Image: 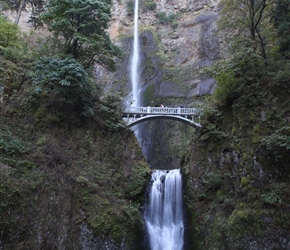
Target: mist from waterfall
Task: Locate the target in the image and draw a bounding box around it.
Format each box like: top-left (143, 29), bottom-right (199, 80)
top-left (145, 169), bottom-right (184, 250)
top-left (130, 0), bottom-right (140, 107)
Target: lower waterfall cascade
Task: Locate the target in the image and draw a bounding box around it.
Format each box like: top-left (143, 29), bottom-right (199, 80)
top-left (144, 169), bottom-right (184, 250)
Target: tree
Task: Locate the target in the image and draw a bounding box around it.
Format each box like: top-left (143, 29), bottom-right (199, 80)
top-left (32, 56), bottom-right (98, 116)
top-left (271, 0), bottom-right (290, 54)
top-left (3, 0), bottom-right (46, 25)
top-left (41, 0), bottom-right (121, 69)
top-left (218, 0), bottom-right (273, 60)
top-left (0, 15), bottom-right (20, 47)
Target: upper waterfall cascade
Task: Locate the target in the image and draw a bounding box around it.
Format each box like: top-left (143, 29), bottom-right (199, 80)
top-left (130, 0), bottom-right (140, 107)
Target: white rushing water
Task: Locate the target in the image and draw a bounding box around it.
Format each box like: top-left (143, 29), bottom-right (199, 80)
top-left (130, 0), bottom-right (140, 107)
top-left (145, 169), bottom-right (184, 250)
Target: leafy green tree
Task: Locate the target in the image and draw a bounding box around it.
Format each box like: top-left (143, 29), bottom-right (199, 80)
top-left (271, 0), bottom-right (290, 54)
top-left (41, 0), bottom-right (120, 69)
top-left (32, 56), bottom-right (98, 116)
top-left (0, 15), bottom-right (20, 47)
top-left (219, 0), bottom-right (273, 60)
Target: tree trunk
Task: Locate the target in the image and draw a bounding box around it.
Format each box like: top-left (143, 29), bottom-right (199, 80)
top-left (15, 0), bottom-right (25, 25)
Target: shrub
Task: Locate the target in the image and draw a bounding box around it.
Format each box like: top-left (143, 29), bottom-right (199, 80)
top-left (0, 15), bottom-right (20, 48)
top-left (260, 126), bottom-right (290, 151)
top-left (31, 57), bottom-right (127, 128)
top-left (143, 1), bottom-right (156, 11)
top-left (156, 12), bottom-right (180, 25)
top-left (32, 56), bottom-right (99, 118)
top-left (126, 1), bottom-right (134, 15)
top-left (241, 176), bottom-right (250, 186)
top-left (261, 192), bottom-right (282, 206)
top-left (213, 69), bottom-right (238, 105)
top-left (0, 127), bottom-right (24, 156)
top-left (203, 172), bottom-right (223, 190)
top-left (98, 92), bottom-right (126, 131)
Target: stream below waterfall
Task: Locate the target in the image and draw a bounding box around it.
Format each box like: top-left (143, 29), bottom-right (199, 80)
top-left (144, 169), bottom-right (184, 250)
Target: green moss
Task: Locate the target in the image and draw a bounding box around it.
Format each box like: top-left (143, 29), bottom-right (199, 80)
top-left (227, 209), bottom-right (267, 238)
top-left (241, 176), bottom-right (250, 186)
top-left (142, 84), bottom-right (155, 105)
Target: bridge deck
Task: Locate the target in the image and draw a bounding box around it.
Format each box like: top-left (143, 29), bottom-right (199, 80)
top-left (123, 106), bottom-right (202, 128)
top-left (123, 106), bottom-right (198, 116)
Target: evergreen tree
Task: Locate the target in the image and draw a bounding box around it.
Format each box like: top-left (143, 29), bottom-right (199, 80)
top-left (272, 0), bottom-right (290, 54)
top-left (41, 0), bottom-right (120, 69)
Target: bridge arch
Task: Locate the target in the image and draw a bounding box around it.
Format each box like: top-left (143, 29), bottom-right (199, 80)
top-left (122, 106), bottom-right (202, 128)
top-left (124, 115), bottom-right (202, 128)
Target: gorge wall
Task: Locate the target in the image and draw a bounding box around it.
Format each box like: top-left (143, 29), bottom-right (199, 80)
top-left (98, 0), bottom-right (222, 168)
top-left (104, 1), bottom-right (290, 249)
top-left (101, 0), bottom-right (221, 100)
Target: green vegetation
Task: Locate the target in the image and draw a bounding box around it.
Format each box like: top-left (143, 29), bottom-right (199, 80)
top-left (3, 0), bottom-right (46, 25)
top-left (41, 0), bottom-right (121, 69)
top-left (143, 1), bottom-right (156, 11)
top-left (0, 15), bottom-right (20, 47)
top-left (272, 0), bottom-right (290, 54)
top-left (182, 0), bottom-right (290, 249)
top-left (31, 56), bottom-right (97, 116)
top-left (0, 1), bottom-right (148, 248)
top-left (156, 11), bottom-right (180, 28)
top-left (126, 1), bottom-right (134, 15)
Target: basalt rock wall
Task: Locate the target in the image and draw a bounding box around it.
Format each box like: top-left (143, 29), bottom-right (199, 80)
top-left (99, 0), bottom-right (222, 168)
top-left (100, 0), bottom-right (222, 102)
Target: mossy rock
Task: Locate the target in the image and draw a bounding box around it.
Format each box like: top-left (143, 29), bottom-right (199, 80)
top-left (241, 176), bottom-right (250, 186)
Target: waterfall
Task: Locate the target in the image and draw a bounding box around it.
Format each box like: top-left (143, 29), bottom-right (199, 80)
top-left (130, 0), bottom-right (140, 107)
top-left (145, 169), bottom-right (184, 250)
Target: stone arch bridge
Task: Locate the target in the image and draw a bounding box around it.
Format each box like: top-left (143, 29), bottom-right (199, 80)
top-left (123, 106), bottom-right (202, 128)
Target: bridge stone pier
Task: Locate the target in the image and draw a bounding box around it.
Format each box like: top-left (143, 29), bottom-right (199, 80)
top-left (123, 106), bottom-right (202, 128)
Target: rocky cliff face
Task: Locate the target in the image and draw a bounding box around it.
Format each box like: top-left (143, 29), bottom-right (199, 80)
top-left (98, 0), bottom-right (222, 169)
top-left (99, 0), bottom-right (221, 101)
top-left (105, 2), bottom-right (290, 250)
top-left (0, 120), bottom-right (150, 249)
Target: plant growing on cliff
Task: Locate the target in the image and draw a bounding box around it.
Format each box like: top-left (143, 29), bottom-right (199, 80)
top-left (260, 126), bottom-right (290, 160)
top-left (0, 15), bottom-right (20, 48)
top-left (0, 127), bottom-right (24, 156)
top-left (203, 172), bottom-right (223, 191)
top-left (126, 1), bottom-right (134, 15)
top-left (40, 0), bottom-right (121, 69)
top-left (156, 11), bottom-right (180, 26)
top-left (98, 92), bottom-right (126, 131)
top-left (31, 56), bottom-right (98, 119)
top-left (143, 1), bottom-right (156, 11)
top-left (218, 0), bottom-right (273, 60)
top-left (3, 0), bottom-right (47, 25)
top-left (271, 0), bottom-right (290, 54)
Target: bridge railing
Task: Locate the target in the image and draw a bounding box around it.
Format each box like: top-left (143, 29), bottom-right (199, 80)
top-left (124, 106), bottom-right (199, 115)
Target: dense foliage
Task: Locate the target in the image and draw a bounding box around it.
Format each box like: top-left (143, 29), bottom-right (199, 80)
top-left (32, 56), bottom-right (97, 117)
top-left (271, 0), bottom-right (290, 54)
top-left (1, 0), bottom-right (124, 130)
top-left (41, 0), bottom-right (121, 69)
top-left (201, 0), bottom-right (290, 170)
top-left (218, 0), bottom-right (272, 59)
top-left (0, 15), bottom-right (19, 47)
top-left (183, 1), bottom-right (290, 249)
top-left (0, 1), bottom-right (148, 248)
